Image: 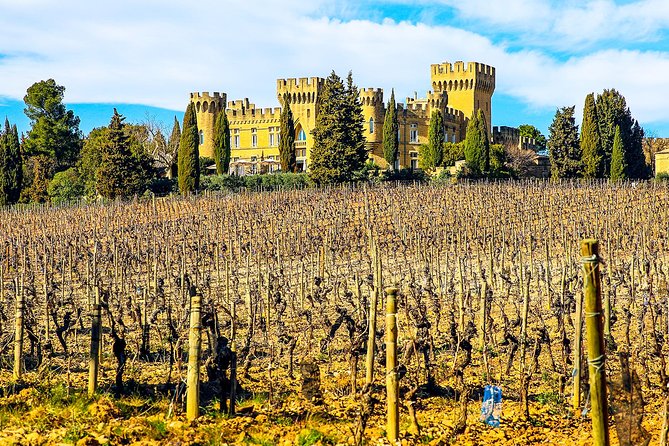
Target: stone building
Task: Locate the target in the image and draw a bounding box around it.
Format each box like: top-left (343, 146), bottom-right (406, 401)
top-left (188, 60), bottom-right (495, 174)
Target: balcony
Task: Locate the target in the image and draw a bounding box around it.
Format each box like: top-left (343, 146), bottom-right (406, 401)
top-left (294, 140), bottom-right (307, 149)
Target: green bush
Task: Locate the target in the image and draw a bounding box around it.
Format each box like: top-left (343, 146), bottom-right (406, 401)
top-left (381, 168), bottom-right (428, 183)
top-left (47, 168), bottom-right (84, 205)
top-left (200, 173), bottom-right (310, 192)
top-left (148, 177), bottom-right (178, 196)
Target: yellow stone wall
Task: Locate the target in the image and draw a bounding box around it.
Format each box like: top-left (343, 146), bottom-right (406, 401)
top-left (656, 150), bottom-right (669, 176)
top-left (189, 92), bottom-right (227, 158)
top-left (226, 99), bottom-right (282, 166)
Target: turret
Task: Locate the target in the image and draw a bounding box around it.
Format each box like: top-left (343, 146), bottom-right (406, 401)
top-left (359, 88), bottom-right (385, 145)
top-left (189, 92), bottom-right (227, 158)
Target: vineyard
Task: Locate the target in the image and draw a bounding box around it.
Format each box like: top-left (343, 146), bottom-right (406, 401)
top-left (0, 180), bottom-right (668, 445)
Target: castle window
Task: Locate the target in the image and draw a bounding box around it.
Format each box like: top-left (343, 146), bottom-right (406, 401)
top-left (298, 129), bottom-right (306, 141)
top-left (369, 117), bottom-right (374, 134)
top-left (410, 151), bottom-right (418, 170)
top-left (252, 128), bottom-right (257, 147)
top-left (410, 124), bottom-right (418, 143)
top-left (199, 131), bottom-right (204, 145)
top-left (232, 129), bottom-right (240, 148)
top-left (307, 109), bottom-right (311, 119)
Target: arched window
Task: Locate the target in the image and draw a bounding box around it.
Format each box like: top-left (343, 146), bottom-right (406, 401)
top-left (298, 129), bottom-right (306, 141)
top-left (198, 130), bottom-right (204, 145)
top-left (369, 117), bottom-right (374, 134)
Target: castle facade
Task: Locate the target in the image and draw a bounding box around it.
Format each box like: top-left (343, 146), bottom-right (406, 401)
top-left (189, 61), bottom-right (495, 174)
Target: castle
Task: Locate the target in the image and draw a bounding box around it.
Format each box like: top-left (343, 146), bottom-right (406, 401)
top-left (189, 61), bottom-right (495, 174)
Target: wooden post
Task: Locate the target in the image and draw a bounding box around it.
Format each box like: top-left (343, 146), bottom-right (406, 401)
top-left (88, 286), bottom-right (101, 396)
top-left (187, 291), bottom-right (202, 421)
top-left (580, 239), bottom-right (609, 446)
top-left (385, 287), bottom-right (399, 444)
top-left (573, 288), bottom-right (583, 413)
top-left (365, 239), bottom-right (379, 387)
top-left (13, 276), bottom-right (24, 380)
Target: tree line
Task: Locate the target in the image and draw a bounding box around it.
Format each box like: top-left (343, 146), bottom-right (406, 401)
top-left (548, 89), bottom-right (648, 180)
top-left (0, 79), bottom-right (656, 207)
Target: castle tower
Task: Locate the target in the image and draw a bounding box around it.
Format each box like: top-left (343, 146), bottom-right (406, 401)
top-left (189, 92), bottom-right (227, 158)
top-left (430, 61), bottom-right (495, 134)
top-left (276, 77), bottom-right (324, 170)
top-left (359, 88), bottom-right (385, 161)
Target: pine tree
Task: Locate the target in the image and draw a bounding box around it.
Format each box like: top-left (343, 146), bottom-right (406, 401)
top-left (23, 79), bottom-right (82, 169)
top-left (167, 116), bottom-right (181, 179)
top-left (309, 71), bottom-right (366, 185)
top-left (464, 110), bottom-right (490, 175)
top-left (178, 102), bottom-right (200, 194)
top-left (96, 109), bottom-right (153, 199)
top-left (382, 89), bottom-right (399, 169)
top-left (279, 97), bottom-right (296, 172)
top-left (610, 125), bottom-right (627, 181)
top-left (547, 106), bottom-right (581, 179)
top-left (213, 111), bottom-right (230, 175)
top-left (580, 93), bottom-right (603, 178)
top-left (0, 119), bottom-right (23, 205)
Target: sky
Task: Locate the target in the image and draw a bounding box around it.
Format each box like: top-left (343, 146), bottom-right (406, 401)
top-left (1, 0), bottom-right (669, 137)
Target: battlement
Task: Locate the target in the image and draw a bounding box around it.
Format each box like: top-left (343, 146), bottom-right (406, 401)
top-left (226, 98), bottom-right (281, 121)
top-left (359, 88), bottom-right (384, 106)
top-left (493, 126), bottom-right (539, 151)
top-left (190, 91), bottom-right (227, 114)
top-left (190, 91), bottom-right (226, 101)
top-left (431, 61), bottom-right (495, 78)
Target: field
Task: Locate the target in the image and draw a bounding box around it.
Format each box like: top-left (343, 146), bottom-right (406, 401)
top-left (0, 180), bottom-right (668, 445)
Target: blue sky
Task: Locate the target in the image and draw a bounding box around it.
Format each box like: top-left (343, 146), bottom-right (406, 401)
top-left (1, 0), bottom-right (669, 137)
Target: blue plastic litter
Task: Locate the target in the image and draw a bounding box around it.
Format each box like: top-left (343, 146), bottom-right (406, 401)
top-left (480, 385), bottom-right (503, 427)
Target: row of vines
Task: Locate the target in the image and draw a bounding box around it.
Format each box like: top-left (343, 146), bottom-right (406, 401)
top-left (1, 180), bottom-right (668, 443)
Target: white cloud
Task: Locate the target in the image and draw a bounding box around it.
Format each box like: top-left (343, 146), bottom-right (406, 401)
top-left (0, 0), bottom-right (668, 131)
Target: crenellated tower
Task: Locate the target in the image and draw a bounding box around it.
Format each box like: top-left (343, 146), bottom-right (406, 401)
top-left (430, 61), bottom-right (495, 134)
top-left (276, 77), bottom-right (324, 169)
top-left (190, 92), bottom-right (227, 158)
top-left (359, 88), bottom-right (385, 157)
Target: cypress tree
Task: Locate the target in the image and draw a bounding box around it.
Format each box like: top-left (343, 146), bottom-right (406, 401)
top-left (627, 120), bottom-right (647, 178)
top-left (309, 71), bottom-right (366, 185)
top-left (213, 111), bottom-right (231, 175)
top-left (382, 89), bottom-right (399, 169)
top-left (547, 106), bottom-right (581, 178)
top-left (596, 89), bottom-right (631, 177)
top-left (464, 110), bottom-right (490, 174)
top-left (610, 125), bottom-right (627, 181)
top-left (96, 109), bottom-right (152, 199)
top-left (428, 109), bottom-right (445, 167)
top-left (167, 116), bottom-right (181, 179)
top-left (580, 93), bottom-right (603, 178)
top-left (178, 102), bottom-right (200, 194)
top-left (0, 119), bottom-right (23, 205)
top-left (279, 97), bottom-right (296, 172)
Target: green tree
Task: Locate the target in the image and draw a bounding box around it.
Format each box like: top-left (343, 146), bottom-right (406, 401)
top-left (489, 143), bottom-right (511, 177)
top-left (596, 89), bottom-right (648, 178)
top-left (464, 109), bottom-right (490, 174)
top-left (580, 93), bottom-right (603, 178)
top-left (178, 102), bottom-right (200, 194)
top-left (610, 125), bottom-right (627, 181)
top-left (167, 117), bottom-right (181, 179)
top-left (47, 167), bottom-right (84, 204)
top-left (628, 120), bottom-right (647, 178)
top-left (309, 71), bottom-right (366, 185)
top-left (547, 106), bottom-right (581, 179)
top-left (382, 89), bottom-right (399, 169)
top-left (518, 124), bottom-right (547, 151)
top-left (213, 111), bottom-right (231, 175)
top-left (442, 141), bottom-right (464, 167)
top-left (95, 109), bottom-right (154, 199)
top-left (79, 127), bottom-right (108, 196)
top-left (22, 79), bottom-right (82, 168)
top-left (419, 110), bottom-right (445, 170)
top-left (279, 98), bottom-right (296, 172)
top-left (0, 119), bottom-right (23, 205)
